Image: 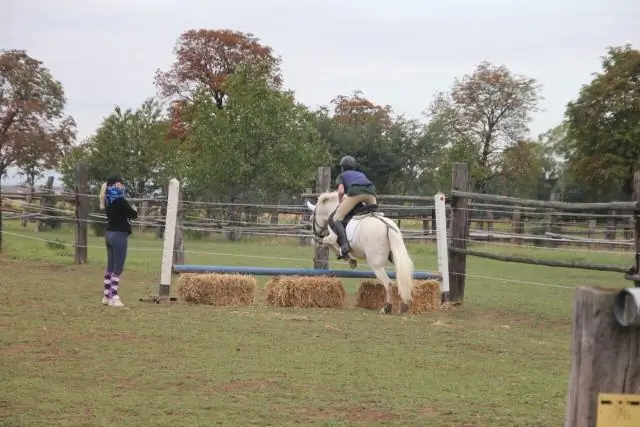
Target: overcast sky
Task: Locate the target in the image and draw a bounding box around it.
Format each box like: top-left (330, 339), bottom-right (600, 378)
top-left (2, 0), bottom-right (639, 185)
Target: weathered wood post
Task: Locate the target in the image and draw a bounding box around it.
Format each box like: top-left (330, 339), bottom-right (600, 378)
top-left (299, 187), bottom-right (313, 246)
top-left (448, 162), bottom-right (470, 303)
top-left (173, 187), bottom-right (185, 266)
top-left (314, 167), bottom-right (331, 270)
top-left (20, 185), bottom-right (34, 228)
top-left (36, 176), bottom-right (55, 232)
top-left (512, 207), bottom-right (524, 245)
top-left (564, 287), bottom-right (640, 427)
top-left (74, 164), bottom-right (89, 264)
top-left (633, 171), bottom-right (640, 287)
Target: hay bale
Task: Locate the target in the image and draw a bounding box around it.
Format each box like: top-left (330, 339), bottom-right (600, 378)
top-left (355, 279), bottom-right (442, 313)
top-left (355, 280), bottom-right (400, 310)
top-left (177, 273), bottom-right (256, 306)
top-left (265, 276), bottom-right (346, 308)
top-left (411, 280), bottom-right (442, 313)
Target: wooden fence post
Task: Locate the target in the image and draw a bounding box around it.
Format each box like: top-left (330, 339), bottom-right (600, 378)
top-left (314, 167), bottom-right (331, 270)
top-left (36, 176), bottom-right (55, 232)
top-left (448, 162), bottom-right (470, 303)
top-left (173, 186), bottom-right (185, 266)
top-left (564, 287), bottom-right (640, 427)
top-left (20, 185), bottom-right (34, 228)
top-left (512, 207), bottom-right (524, 245)
top-left (300, 187), bottom-right (312, 246)
top-left (633, 171), bottom-right (640, 287)
top-left (74, 164), bottom-right (89, 264)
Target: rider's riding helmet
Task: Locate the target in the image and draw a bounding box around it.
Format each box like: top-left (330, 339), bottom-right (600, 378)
top-left (339, 155), bottom-right (357, 171)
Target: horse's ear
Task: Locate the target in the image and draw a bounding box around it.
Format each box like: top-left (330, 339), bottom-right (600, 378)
top-left (306, 201), bottom-right (316, 212)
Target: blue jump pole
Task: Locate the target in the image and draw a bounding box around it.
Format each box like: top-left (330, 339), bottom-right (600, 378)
top-left (173, 265), bottom-right (441, 281)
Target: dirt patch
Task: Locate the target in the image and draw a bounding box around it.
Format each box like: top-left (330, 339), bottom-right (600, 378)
top-left (219, 379), bottom-right (276, 392)
top-left (420, 405), bottom-right (439, 418)
top-left (294, 405), bottom-right (396, 423)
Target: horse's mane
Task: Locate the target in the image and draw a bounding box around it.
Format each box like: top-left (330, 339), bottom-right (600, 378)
top-left (317, 191), bottom-right (339, 205)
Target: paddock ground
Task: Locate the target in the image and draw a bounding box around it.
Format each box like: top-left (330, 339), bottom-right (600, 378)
top-left (0, 220), bottom-right (630, 426)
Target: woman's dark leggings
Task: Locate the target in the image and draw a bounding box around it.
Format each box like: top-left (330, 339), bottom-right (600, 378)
top-left (105, 231), bottom-right (129, 298)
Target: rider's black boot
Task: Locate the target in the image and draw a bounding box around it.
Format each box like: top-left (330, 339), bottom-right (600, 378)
top-left (333, 220), bottom-right (351, 260)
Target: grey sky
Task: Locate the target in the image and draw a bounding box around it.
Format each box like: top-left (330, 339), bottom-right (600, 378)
top-left (2, 0), bottom-right (639, 185)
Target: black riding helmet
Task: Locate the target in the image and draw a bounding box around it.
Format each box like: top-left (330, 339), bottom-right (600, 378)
top-left (106, 175), bottom-right (124, 186)
top-left (339, 155), bottom-right (356, 171)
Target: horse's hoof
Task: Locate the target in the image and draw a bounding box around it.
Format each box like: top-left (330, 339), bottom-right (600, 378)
top-left (348, 259), bottom-right (357, 269)
top-left (400, 303), bottom-right (410, 315)
top-left (380, 303), bottom-right (392, 314)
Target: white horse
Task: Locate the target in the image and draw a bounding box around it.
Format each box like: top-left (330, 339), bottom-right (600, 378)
top-left (305, 191), bottom-right (415, 314)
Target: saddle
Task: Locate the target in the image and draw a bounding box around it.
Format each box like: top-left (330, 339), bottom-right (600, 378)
top-left (328, 202), bottom-right (379, 230)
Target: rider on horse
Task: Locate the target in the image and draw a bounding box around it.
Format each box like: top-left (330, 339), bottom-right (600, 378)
top-left (333, 155), bottom-right (377, 260)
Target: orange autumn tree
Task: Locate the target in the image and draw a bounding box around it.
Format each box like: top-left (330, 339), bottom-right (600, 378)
top-left (0, 49), bottom-right (76, 250)
top-left (155, 29), bottom-right (281, 140)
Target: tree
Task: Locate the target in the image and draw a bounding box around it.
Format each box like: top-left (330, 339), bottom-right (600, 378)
top-left (498, 139), bottom-right (554, 199)
top-left (60, 98), bottom-right (179, 199)
top-left (0, 49), bottom-right (76, 250)
top-left (427, 61), bottom-right (542, 190)
top-left (184, 61), bottom-right (329, 202)
top-left (317, 91), bottom-right (420, 192)
top-left (563, 44), bottom-right (640, 200)
top-left (155, 29), bottom-right (281, 140)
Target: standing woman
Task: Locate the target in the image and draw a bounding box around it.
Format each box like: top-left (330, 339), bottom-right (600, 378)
top-left (99, 175), bottom-right (137, 307)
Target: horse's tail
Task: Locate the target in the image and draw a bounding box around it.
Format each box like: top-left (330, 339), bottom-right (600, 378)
top-left (387, 225), bottom-right (415, 305)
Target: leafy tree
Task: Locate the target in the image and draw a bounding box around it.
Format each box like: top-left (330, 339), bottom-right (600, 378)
top-left (317, 91), bottom-right (420, 192)
top-left (0, 49), bottom-right (76, 250)
top-left (427, 61), bottom-right (542, 191)
top-left (563, 44), bottom-right (640, 201)
top-left (183, 61), bottom-right (330, 202)
top-left (60, 98), bottom-right (179, 199)
top-left (498, 140), bottom-right (554, 199)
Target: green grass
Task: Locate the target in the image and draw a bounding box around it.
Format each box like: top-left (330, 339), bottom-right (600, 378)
top-left (0, 219), bottom-right (634, 426)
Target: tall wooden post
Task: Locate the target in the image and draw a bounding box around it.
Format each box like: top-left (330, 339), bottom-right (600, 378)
top-left (74, 164), bottom-right (89, 264)
top-left (314, 167), bottom-right (331, 270)
top-left (300, 187), bottom-right (313, 246)
top-left (36, 176), bottom-right (55, 232)
top-left (448, 163), bottom-right (470, 303)
top-left (173, 187), bottom-right (185, 266)
top-left (633, 172), bottom-right (640, 287)
top-left (564, 287), bottom-right (640, 427)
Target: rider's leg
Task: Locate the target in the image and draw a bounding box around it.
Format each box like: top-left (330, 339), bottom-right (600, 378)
top-left (333, 195), bottom-right (361, 259)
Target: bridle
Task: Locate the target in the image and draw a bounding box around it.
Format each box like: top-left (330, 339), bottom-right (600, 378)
top-left (310, 209), bottom-right (329, 239)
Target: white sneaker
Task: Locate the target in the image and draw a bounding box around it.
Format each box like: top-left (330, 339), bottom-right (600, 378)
top-left (101, 296), bottom-right (109, 305)
top-left (109, 295), bottom-right (124, 307)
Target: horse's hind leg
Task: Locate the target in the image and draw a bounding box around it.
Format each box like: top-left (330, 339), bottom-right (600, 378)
top-left (371, 266), bottom-right (393, 314)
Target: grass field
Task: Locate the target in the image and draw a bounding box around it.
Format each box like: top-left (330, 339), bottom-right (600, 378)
top-left (0, 219), bottom-right (634, 426)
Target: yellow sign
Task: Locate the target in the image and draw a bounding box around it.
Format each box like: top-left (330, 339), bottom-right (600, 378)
top-left (597, 393), bottom-right (640, 427)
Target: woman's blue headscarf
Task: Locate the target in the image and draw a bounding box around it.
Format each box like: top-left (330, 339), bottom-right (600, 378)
top-left (105, 185), bottom-right (125, 207)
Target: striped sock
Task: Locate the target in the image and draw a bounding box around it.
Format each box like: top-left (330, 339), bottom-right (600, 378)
top-left (110, 274), bottom-right (120, 297)
top-left (104, 271), bottom-right (112, 298)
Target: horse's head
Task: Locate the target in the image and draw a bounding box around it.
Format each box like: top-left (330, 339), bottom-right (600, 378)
top-left (305, 191), bottom-right (340, 238)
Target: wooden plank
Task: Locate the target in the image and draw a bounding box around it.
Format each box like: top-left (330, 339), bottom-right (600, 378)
top-left (451, 190), bottom-right (640, 212)
top-left (450, 247), bottom-right (629, 273)
top-left (564, 287), bottom-right (640, 427)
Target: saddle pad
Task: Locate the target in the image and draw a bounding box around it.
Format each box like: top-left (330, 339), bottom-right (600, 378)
top-left (345, 212), bottom-right (385, 243)
top-left (345, 217), bottom-right (362, 243)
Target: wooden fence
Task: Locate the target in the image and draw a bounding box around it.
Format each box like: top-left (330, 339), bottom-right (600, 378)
top-left (445, 162), bottom-right (640, 304)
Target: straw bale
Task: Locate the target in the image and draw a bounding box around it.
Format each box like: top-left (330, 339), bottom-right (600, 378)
top-left (265, 276), bottom-right (346, 308)
top-left (177, 273), bottom-right (256, 306)
top-left (355, 279), bottom-right (442, 313)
